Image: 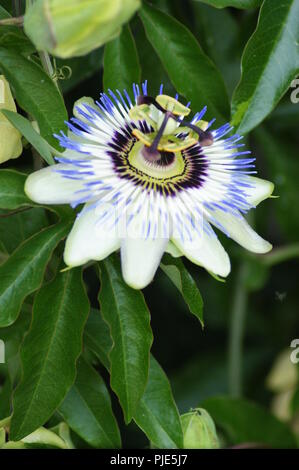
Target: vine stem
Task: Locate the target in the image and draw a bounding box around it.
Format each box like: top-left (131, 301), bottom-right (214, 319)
top-left (38, 51), bottom-right (56, 82)
top-left (228, 263), bottom-right (248, 397)
top-left (0, 16), bottom-right (24, 26)
top-left (261, 243), bottom-right (299, 267)
top-left (24, 0), bottom-right (59, 89)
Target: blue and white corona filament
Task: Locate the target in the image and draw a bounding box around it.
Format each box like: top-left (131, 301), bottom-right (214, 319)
top-left (25, 82), bottom-right (274, 289)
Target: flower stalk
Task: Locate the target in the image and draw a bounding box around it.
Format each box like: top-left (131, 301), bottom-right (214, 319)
top-left (0, 16), bottom-right (24, 26)
top-left (228, 262), bottom-right (248, 397)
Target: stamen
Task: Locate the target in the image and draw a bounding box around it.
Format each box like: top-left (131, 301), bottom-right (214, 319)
top-left (181, 121), bottom-right (214, 146)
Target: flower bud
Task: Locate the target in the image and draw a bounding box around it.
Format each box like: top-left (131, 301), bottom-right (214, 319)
top-left (266, 350), bottom-right (298, 393)
top-left (181, 408), bottom-right (220, 449)
top-left (0, 76), bottom-right (22, 164)
top-left (24, 0), bottom-right (141, 58)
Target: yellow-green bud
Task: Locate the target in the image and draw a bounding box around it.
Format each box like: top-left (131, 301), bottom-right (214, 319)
top-left (266, 350), bottom-right (298, 393)
top-left (0, 76), bottom-right (22, 164)
top-left (24, 0), bottom-right (141, 58)
top-left (181, 408), bottom-right (220, 449)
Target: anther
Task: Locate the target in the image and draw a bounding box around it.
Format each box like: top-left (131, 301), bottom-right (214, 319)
top-left (181, 121), bottom-right (214, 146)
top-left (137, 95), bottom-right (169, 115)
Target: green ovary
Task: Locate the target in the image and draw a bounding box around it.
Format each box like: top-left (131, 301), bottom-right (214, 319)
top-left (128, 141), bottom-right (185, 180)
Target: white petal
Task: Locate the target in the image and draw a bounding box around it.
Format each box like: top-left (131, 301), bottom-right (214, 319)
top-left (244, 176), bottom-right (274, 206)
top-left (165, 241), bottom-right (182, 258)
top-left (209, 210), bottom-right (272, 253)
top-left (121, 238), bottom-right (168, 289)
top-left (64, 205), bottom-right (120, 267)
top-left (25, 164), bottom-right (83, 204)
top-left (172, 224), bottom-right (230, 277)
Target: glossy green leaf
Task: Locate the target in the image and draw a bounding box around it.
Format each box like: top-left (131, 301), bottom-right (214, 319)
top-left (192, 3), bottom-right (240, 97)
top-left (103, 25), bottom-right (141, 95)
top-left (139, 3), bottom-right (230, 123)
top-left (83, 309), bottom-right (182, 449)
top-left (2, 426), bottom-right (70, 449)
top-left (0, 6), bottom-right (34, 56)
top-left (0, 28), bottom-right (35, 56)
top-left (10, 268), bottom-right (89, 441)
top-left (0, 222), bottom-right (70, 327)
top-left (194, 0), bottom-right (262, 8)
top-left (1, 110), bottom-right (54, 165)
top-left (232, 0), bottom-right (299, 134)
top-left (161, 254), bottom-right (204, 327)
top-left (83, 308), bottom-right (112, 371)
top-left (136, 20), bottom-right (176, 97)
top-left (0, 208), bottom-right (48, 255)
top-left (202, 396), bottom-right (297, 448)
top-left (21, 427), bottom-right (69, 449)
top-left (0, 48), bottom-right (67, 149)
top-left (0, 5), bottom-right (11, 19)
top-left (59, 357), bottom-right (121, 449)
top-left (98, 254), bottom-right (153, 423)
top-left (0, 170), bottom-right (31, 210)
top-left (134, 355), bottom-right (183, 449)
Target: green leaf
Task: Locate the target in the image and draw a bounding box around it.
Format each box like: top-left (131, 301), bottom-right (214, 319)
top-left (139, 3), bottom-right (230, 123)
top-left (1, 111), bottom-right (54, 165)
top-left (134, 355), bottom-right (183, 449)
top-left (231, 0), bottom-right (299, 134)
top-left (98, 254), bottom-right (153, 423)
top-left (161, 254), bottom-right (204, 327)
top-left (202, 396), bottom-right (297, 448)
top-left (0, 170), bottom-right (31, 210)
top-left (83, 308), bottom-right (112, 371)
top-left (136, 20), bottom-right (176, 97)
top-left (0, 5), bottom-right (11, 19)
top-left (59, 357), bottom-right (121, 449)
top-left (103, 24), bottom-right (141, 95)
top-left (194, 0), bottom-right (262, 8)
top-left (83, 307), bottom-right (182, 448)
top-left (21, 427), bottom-right (69, 449)
top-left (10, 268), bottom-right (89, 441)
top-left (192, 3), bottom-right (240, 97)
top-left (0, 6), bottom-right (34, 56)
top-left (0, 27), bottom-right (35, 57)
top-left (0, 48), bottom-right (67, 149)
top-left (0, 208), bottom-right (48, 255)
top-left (83, 309), bottom-right (183, 449)
top-left (0, 221), bottom-right (70, 327)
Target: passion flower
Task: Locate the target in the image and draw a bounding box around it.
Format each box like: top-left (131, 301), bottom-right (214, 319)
top-left (25, 82), bottom-right (273, 289)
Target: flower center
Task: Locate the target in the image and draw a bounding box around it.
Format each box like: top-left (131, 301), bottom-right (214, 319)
top-left (129, 93), bottom-right (214, 167)
top-left (129, 140), bottom-right (185, 179)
